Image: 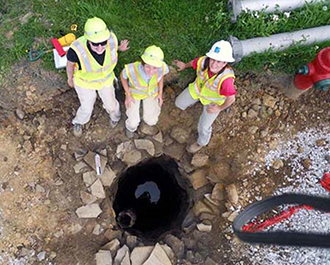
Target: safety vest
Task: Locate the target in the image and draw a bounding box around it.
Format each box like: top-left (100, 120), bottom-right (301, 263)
top-left (70, 33), bottom-right (118, 90)
top-left (188, 56), bottom-right (235, 106)
top-left (125, 62), bottom-right (167, 100)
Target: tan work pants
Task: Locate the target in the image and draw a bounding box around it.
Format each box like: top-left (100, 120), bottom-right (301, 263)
top-left (125, 96), bottom-right (160, 132)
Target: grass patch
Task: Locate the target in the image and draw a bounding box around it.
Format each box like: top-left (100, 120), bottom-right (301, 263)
top-left (0, 0), bottom-right (330, 74)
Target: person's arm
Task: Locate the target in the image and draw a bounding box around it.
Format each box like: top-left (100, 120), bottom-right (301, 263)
top-left (172, 59), bottom-right (194, 71)
top-left (157, 76), bottom-right (164, 107)
top-left (120, 70), bottom-right (134, 108)
top-left (207, 95), bottom-right (236, 113)
top-left (66, 61), bottom-right (75, 88)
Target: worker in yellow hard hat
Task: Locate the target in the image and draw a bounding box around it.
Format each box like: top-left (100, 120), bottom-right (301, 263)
top-left (120, 45), bottom-right (169, 138)
top-left (66, 17), bottom-right (129, 137)
top-left (173, 40), bottom-right (236, 153)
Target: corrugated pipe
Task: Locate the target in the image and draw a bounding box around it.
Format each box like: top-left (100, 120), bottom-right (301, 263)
top-left (229, 25), bottom-right (330, 62)
top-left (228, 0), bottom-right (325, 22)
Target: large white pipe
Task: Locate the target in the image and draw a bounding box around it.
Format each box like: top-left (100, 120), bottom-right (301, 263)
top-left (229, 25), bottom-right (330, 62)
top-left (229, 0), bottom-right (325, 22)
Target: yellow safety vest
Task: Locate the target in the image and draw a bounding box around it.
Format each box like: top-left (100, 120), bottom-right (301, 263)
top-left (188, 56), bottom-right (235, 106)
top-left (125, 62), bottom-right (167, 100)
top-left (70, 33), bottom-right (118, 90)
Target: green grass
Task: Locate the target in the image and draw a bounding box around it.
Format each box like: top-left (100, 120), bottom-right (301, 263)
top-left (0, 0), bottom-right (330, 75)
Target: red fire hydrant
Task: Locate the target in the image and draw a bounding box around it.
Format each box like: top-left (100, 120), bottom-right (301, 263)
top-left (286, 47), bottom-right (330, 99)
top-left (321, 172), bottom-right (330, 192)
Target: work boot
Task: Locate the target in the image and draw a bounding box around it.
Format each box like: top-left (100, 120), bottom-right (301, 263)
top-left (186, 142), bottom-right (203, 153)
top-left (110, 119), bottom-right (119, 129)
top-left (126, 129), bottom-right (135, 139)
top-left (73, 123), bottom-right (83, 137)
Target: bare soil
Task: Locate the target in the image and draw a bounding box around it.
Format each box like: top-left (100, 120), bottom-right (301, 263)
top-left (0, 60), bottom-right (329, 265)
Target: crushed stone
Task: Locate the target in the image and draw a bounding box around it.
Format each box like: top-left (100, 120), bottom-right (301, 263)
top-left (237, 127), bottom-right (330, 265)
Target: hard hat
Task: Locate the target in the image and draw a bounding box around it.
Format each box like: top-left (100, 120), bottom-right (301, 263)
top-left (84, 17), bottom-right (110, 43)
top-left (141, 45), bottom-right (165, 68)
top-left (206, 40), bottom-right (235, 63)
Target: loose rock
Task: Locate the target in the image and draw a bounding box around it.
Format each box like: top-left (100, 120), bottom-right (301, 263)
top-left (126, 235), bottom-right (138, 250)
top-left (143, 243), bottom-right (172, 265)
top-left (152, 131), bottom-right (163, 143)
top-left (188, 169), bottom-right (209, 190)
top-left (74, 161), bottom-right (90, 174)
top-left (208, 161), bottom-right (231, 183)
top-left (248, 126), bottom-right (259, 134)
top-left (228, 211), bottom-right (239, 222)
top-left (211, 183), bottom-right (225, 202)
top-left (91, 179), bottom-right (106, 199)
top-left (273, 159), bottom-right (284, 169)
top-left (140, 122), bottom-right (159, 135)
top-left (302, 158), bottom-right (311, 169)
top-left (102, 239), bottom-right (121, 257)
top-left (164, 142), bottom-right (185, 161)
top-left (247, 108), bottom-right (258, 119)
top-left (130, 246), bottom-right (153, 265)
top-left (114, 245), bottom-right (129, 265)
top-left (197, 221), bottom-right (212, 232)
top-left (170, 126), bottom-right (190, 144)
top-left (226, 184), bottom-right (239, 204)
top-left (263, 94), bottom-right (277, 108)
top-left (122, 150), bottom-right (142, 165)
top-left (80, 191), bottom-right (97, 204)
top-left (95, 250), bottom-right (112, 265)
top-left (116, 141), bottom-right (135, 159)
top-left (16, 108), bottom-right (25, 119)
top-left (134, 139), bottom-right (155, 156)
top-left (164, 234), bottom-right (185, 259)
top-left (83, 171), bottom-right (97, 187)
top-left (76, 204), bottom-right (102, 218)
top-left (100, 166), bottom-right (116, 187)
top-left (191, 153), bottom-right (209, 168)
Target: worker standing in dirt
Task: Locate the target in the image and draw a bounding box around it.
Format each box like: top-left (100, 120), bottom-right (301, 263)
top-left (66, 17), bottom-right (129, 137)
top-left (120, 45), bottom-right (169, 138)
top-left (173, 40), bottom-right (236, 153)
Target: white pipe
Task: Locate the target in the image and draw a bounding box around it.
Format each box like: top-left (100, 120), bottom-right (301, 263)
top-left (229, 25), bottom-right (330, 62)
top-left (229, 0), bottom-right (325, 22)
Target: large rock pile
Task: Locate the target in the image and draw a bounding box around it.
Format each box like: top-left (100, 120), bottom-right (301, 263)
top-left (71, 124), bottom-right (243, 264)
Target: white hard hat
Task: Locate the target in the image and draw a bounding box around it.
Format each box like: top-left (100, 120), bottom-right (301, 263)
top-left (206, 40), bottom-right (235, 63)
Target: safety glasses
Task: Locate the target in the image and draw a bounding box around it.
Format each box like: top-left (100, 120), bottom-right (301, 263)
top-left (90, 40), bottom-right (108, 47)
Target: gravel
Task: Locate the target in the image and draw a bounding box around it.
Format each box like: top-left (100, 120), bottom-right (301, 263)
top-left (236, 127), bottom-right (330, 265)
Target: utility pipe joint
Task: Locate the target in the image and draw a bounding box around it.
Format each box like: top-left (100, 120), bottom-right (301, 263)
top-left (228, 0), bottom-right (324, 22)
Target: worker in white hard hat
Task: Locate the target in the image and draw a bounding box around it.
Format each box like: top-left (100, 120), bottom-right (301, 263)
top-left (173, 40), bottom-right (236, 153)
top-left (66, 17), bottom-right (129, 137)
top-left (120, 45), bottom-right (169, 138)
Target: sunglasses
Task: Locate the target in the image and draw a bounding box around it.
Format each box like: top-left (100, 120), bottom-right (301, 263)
top-left (90, 40), bottom-right (108, 47)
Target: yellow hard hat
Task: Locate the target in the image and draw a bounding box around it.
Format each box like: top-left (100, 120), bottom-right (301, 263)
top-left (84, 17), bottom-right (110, 43)
top-left (141, 45), bottom-right (165, 68)
top-left (206, 40), bottom-right (235, 63)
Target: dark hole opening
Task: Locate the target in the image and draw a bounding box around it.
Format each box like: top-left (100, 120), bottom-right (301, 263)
top-left (113, 155), bottom-right (191, 240)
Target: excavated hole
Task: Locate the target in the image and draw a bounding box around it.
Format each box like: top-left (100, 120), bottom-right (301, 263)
top-left (113, 155), bottom-right (191, 240)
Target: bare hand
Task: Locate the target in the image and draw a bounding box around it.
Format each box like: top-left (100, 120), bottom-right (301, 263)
top-left (207, 104), bottom-right (221, 114)
top-left (67, 78), bottom-right (74, 88)
top-left (125, 93), bottom-right (134, 108)
top-left (119, 39), bottom-right (130, 52)
top-left (157, 94), bottom-right (163, 107)
top-left (172, 60), bottom-right (186, 71)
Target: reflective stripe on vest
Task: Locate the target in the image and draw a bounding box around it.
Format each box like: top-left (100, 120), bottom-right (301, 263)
top-left (71, 33), bottom-right (118, 90)
top-left (189, 56), bottom-right (235, 106)
top-left (125, 62), bottom-right (166, 100)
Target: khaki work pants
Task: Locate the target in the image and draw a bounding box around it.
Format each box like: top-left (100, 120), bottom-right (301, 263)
top-left (125, 96), bottom-right (161, 132)
top-left (72, 83), bottom-right (121, 125)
